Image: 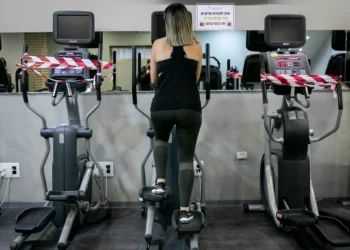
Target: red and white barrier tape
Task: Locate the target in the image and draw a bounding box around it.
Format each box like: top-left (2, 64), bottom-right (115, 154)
top-left (15, 54), bottom-right (114, 84)
top-left (227, 72), bottom-right (340, 87)
top-left (227, 72), bottom-right (243, 79)
top-left (21, 55), bottom-right (113, 70)
top-left (16, 64), bottom-right (113, 84)
top-left (227, 71), bottom-right (341, 97)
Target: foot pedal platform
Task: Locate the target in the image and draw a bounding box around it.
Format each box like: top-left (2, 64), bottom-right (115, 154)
top-left (276, 209), bottom-right (317, 228)
top-left (172, 210), bottom-right (204, 235)
top-left (139, 187), bottom-right (169, 203)
top-left (46, 190), bottom-right (82, 201)
top-left (319, 204), bottom-right (350, 225)
top-left (15, 207), bottom-right (56, 233)
top-left (313, 216), bottom-right (350, 247)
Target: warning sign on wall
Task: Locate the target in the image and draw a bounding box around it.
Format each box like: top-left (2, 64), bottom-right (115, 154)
top-left (196, 4), bottom-right (235, 31)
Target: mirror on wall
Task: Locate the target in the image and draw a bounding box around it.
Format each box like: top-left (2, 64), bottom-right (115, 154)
top-left (0, 30), bottom-right (346, 93)
top-left (344, 31), bottom-right (350, 88)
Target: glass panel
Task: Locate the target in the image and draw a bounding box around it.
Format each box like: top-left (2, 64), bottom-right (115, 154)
top-left (0, 30), bottom-right (344, 93)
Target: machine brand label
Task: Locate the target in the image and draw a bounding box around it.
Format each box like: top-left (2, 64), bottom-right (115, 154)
top-left (59, 132), bottom-right (64, 144)
top-left (297, 111), bottom-right (305, 120)
top-left (288, 111), bottom-right (297, 120)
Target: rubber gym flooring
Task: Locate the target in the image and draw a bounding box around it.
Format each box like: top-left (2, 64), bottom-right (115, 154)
top-left (0, 205), bottom-right (301, 250)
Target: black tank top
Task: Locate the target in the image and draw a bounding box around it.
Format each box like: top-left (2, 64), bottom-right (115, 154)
top-left (150, 46), bottom-right (202, 113)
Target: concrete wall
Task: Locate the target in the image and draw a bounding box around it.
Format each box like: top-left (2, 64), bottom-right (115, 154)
top-left (2, 0), bottom-right (350, 32)
top-left (0, 91), bottom-right (349, 205)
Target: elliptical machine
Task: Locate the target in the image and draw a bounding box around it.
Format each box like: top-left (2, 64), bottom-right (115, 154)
top-left (11, 11), bottom-right (108, 250)
top-left (244, 15), bottom-right (350, 248)
top-left (134, 11), bottom-right (209, 250)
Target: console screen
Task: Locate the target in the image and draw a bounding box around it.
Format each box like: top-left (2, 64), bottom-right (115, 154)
top-left (57, 15), bottom-right (91, 40)
top-left (269, 18), bottom-right (304, 43)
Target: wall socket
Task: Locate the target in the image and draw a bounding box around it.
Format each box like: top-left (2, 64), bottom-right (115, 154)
top-left (93, 162), bottom-right (114, 177)
top-left (0, 163), bottom-right (20, 178)
top-left (236, 151), bottom-right (248, 160)
top-left (193, 160), bottom-right (204, 177)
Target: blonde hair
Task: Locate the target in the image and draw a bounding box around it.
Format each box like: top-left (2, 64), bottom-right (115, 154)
top-left (164, 3), bottom-right (198, 46)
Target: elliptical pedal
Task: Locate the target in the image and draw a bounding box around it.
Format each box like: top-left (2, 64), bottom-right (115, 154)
top-left (15, 207), bottom-right (56, 233)
top-left (313, 216), bottom-right (350, 247)
top-left (276, 209), bottom-right (317, 229)
top-left (139, 186), bottom-right (169, 203)
top-left (172, 210), bottom-right (204, 235)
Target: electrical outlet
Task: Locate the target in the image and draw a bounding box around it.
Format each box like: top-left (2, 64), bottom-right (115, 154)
top-left (0, 163), bottom-right (20, 178)
top-left (236, 151), bottom-right (248, 160)
top-left (93, 162), bottom-right (114, 177)
top-left (193, 160), bottom-right (204, 177)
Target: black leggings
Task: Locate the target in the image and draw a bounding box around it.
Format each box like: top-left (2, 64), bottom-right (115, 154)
top-left (151, 109), bottom-right (202, 207)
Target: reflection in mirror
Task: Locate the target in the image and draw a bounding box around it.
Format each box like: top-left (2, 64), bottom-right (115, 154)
top-left (47, 31), bottom-right (152, 92)
top-left (200, 30), bottom-right (339, 91)
top-left (324, 30), bottom-right (349, 89)
top-left (344, 31), bottom-right (350, 88)
top-left (0, 30), bottom-right (346, 93)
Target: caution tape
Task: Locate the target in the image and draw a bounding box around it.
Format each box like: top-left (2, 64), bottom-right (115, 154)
top-left (21, 55), bottom-right (113, 70)
top-left (227, 72), bottom-right (341, 88)
top-left (15, 54), bottom-right (114, 84)
top-left (15, 64), bottom-right (113, 84)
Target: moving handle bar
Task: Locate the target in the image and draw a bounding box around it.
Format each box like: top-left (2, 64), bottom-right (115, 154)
top-left (260, 54), bottom-right (343, 144)
top-left (310, 55), bottom-right (343, 143)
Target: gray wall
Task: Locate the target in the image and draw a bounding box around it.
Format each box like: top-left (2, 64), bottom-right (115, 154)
top-left (2, 0), bottom-right (350, 32)
top-left (0, 91), bottom-right (349, 205)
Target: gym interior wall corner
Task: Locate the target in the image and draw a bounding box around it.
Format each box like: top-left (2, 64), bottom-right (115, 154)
top-left (10, 11), bottom-right (110, 250)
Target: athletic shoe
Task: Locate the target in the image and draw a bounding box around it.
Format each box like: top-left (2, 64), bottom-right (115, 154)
top-left (152, 182), bottom-right (166, 195)
top-left (180, 210), bottom-right (193, 224)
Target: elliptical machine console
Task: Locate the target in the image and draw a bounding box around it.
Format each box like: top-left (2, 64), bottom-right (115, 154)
top-left (244, 14), bottom-right (349, 248)
top-left (11, 11), bottom-right (107, 250)
top-left (46, 50), bottom-right (89, 91)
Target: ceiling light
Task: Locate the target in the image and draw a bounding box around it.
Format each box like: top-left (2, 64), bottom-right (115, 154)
top-left (306, 36), bottom-right (310, 39)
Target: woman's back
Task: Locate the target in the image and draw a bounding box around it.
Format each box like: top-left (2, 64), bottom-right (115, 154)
top-left (150, 38), bottom-right (202, 113)
top-left (152, 37), bottom-right (202, 63)
top-left (150, 39), bottom-right (202, 112)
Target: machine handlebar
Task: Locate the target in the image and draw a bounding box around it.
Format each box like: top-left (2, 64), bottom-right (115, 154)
top-left (112, 50), bottom-right (117, 91)
top-left (335, 55), bottom-right (343, 110)
top-left (337, 84), bottom-right (343, 110)
top-left (95, 75), bottom-right (102, 101)
top-left (21, 44), bottom-right (29, 103)
top-left (95, 43), bottom-right (103, 101)
top-left (205, 43), bottom-right (211, 101)
top-left (132, 46), bottom-right (137, 105)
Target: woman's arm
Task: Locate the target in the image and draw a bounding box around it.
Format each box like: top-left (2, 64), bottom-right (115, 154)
top-left (150, 42), bottom-right (158, 86)
top-left (196, 43), bottom-right (202, 83)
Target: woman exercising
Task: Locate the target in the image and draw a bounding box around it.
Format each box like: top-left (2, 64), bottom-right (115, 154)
top-left (150, 3), bottom-right (202, 224)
